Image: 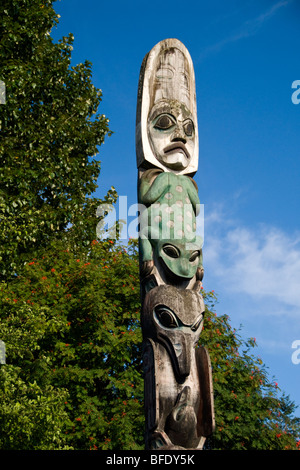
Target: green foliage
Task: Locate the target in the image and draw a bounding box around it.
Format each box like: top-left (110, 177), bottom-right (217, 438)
top-left (0, 0), bottom-right (113, 278)
top-left (0, 365), bottom-right (72, 450)
top-left (0, 239), bottom-right (144, 449)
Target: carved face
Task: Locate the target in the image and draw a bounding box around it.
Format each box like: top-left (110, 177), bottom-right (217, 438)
top-left (156, 239), bottom-right (203, 281)
top-left (136, 39), bottom-right (198, 175)
top-left (148, 100), bottom-right (195, 171)
top-left (142, 285), bottom-right (205, 379)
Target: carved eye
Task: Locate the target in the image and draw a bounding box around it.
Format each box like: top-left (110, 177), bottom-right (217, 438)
top-left (183, 119), bottom-right (194, 136)
top-left (154, 305), bottom-right (178, 329)
top-left (163, 244), bottom-right (180, 258)
top-left (189, 251), bottom-right (200, 262)
top-left (191, 315), bottom-right (203, 332)
top-left (154, 114), bottom-right (176, 130)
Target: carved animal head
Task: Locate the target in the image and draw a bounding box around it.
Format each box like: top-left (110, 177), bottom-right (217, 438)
top-left (155, 239), bottom-right (203, 281)
top-left (142, 285), bottom-right (205, 380)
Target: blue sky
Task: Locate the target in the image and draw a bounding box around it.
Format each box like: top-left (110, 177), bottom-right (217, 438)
top-left (52, 0), bottom-right (300, 411)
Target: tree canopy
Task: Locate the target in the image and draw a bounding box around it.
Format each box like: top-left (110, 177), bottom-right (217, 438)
top-left (0, 0), bottom-right (114, 279)
top-left (0, 239), bottom-right (144, 449)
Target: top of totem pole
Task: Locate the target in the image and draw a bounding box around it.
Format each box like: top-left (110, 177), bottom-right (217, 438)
top-left (136, 38), bottom-right (198, 176)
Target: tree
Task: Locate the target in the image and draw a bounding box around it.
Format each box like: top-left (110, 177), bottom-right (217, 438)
top-left (0, 0), bottom-right (126, 449)
top-left (0, 0), bottom-right (114, 279)
top-left (0, 365), bottom-right (72, 449)
top-left (0, 239), bottom-right (144, 449)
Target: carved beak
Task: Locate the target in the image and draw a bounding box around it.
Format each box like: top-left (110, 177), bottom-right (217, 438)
top-left (158, 329), bottom-right (192, 381)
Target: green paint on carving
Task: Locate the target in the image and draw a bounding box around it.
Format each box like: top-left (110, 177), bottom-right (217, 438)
top-left (139, 171), bottom-right (203, 279)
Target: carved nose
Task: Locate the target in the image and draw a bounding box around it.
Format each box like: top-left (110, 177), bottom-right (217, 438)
top-left (171, 126), bottom-right (187, 144)
top-left (180, 259), bottom-right (190, 276)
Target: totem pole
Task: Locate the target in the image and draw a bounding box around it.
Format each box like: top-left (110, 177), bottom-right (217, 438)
top-left (136, 39), bottom-right (215, 450)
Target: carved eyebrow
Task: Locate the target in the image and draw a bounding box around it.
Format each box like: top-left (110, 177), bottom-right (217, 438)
top-left (148, 105), bottom-right (174, 122)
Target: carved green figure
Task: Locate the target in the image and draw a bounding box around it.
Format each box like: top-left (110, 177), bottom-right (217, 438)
top-left (139, 168), bottom-right (203, 287)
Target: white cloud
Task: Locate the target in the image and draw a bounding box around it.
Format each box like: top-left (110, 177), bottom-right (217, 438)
top-left (204, 204), bottom-right (300, 312)
top-left (203, 203), bottom-right (300, 406)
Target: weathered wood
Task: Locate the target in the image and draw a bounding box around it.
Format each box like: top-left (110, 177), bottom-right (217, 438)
top-left (136, 38), bottom-right (215, 450)
top-left (136, 38), bottom-right (198, 175)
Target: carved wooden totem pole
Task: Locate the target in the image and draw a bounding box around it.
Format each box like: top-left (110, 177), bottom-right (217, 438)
top-left (136, 39), bottom-right (215, 450)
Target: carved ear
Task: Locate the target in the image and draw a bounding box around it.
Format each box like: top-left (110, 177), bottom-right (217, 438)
top-left (186, 175), bottom-right (198, 192)
top-left (138, 168), bottom-right (164, 195)
top-left (142, 168), bottom-right (164, 184)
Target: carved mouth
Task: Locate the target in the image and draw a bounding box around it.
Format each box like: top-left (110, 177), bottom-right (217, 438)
top-left (163, 142), bottom-right (190, 160)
